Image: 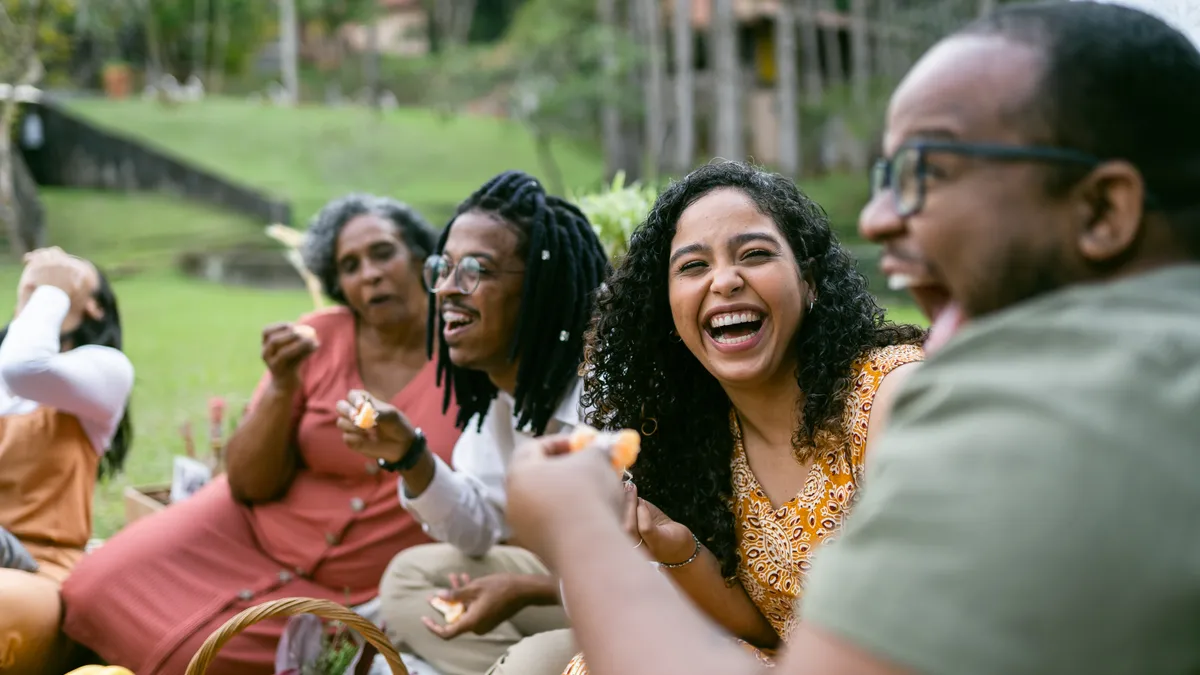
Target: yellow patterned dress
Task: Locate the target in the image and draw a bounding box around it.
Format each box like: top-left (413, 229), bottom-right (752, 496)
top-left (561, 345), bottom-right (924, 674)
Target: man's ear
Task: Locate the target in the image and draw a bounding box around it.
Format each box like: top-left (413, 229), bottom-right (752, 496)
top-left (1074, 160), bottom-right (1146, 264)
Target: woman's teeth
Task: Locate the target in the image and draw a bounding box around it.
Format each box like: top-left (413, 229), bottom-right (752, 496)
top-left (888, 274), bottom-right (915, 291)
top-left (713, 331), bottom-right (758, 345)
top-left (707, 310), bottom-right (764, 345)
top-left (708, 311), bottom-right (763, 329)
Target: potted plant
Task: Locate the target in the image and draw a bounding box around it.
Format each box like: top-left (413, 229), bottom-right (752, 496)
top-left (101, 60), bottom-right (132, 99)
top-left (571, 172), bottom-right (659, 261)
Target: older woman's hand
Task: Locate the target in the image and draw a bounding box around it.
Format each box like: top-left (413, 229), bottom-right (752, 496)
top-left (505, 435), bottom-right (625, 563)
top-left (335, 389), bottom-right (418, 463)
top-left (260, 323), bottom-right (318, 392)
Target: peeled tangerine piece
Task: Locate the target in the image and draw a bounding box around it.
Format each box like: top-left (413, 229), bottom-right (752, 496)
top-left (568, 424), bottom-right (641, 474)
top-left (353, 400), bottom-right (378, 429)
top-left (430, 595), bottom-right (466, 624)
top-left (292, 323), bottom-right (320, 346)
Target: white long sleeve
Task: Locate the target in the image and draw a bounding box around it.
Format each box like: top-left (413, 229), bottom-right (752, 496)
top-left (0, 285), bottom-right (135, 453)
top-left (400, 379), bottom-right (584, 557)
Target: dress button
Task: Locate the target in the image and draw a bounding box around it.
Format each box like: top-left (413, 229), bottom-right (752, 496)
top-left (237, 589), bottom-right (253, 601)
top-left (278, 569), bottom-right (294, 583)
top-left (365, 460), bottom-right (380, 476)
top-left (350, 497), bottom-right (365, 512)
top-left (325, 532), bottom-right (340, 546)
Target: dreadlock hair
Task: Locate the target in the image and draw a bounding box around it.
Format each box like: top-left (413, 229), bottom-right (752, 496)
top-left (427, 170), bottom-right (611, 435)
top-left (581, 161), bottom-right (926, 579)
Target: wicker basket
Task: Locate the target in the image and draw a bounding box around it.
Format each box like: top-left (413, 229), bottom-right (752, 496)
top-left (185, 597), bottom-right (409, 675)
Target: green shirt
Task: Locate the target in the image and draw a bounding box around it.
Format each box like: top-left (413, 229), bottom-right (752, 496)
top-left (802, 265), bottom-right (1200, 675)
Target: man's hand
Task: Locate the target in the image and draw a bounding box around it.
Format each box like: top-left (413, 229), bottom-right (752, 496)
top-left (422, 573), bottom-right (550, 640)
top-left (335, 389), bottom-right (417, 463)
top-left (506, 435), bottom-right (625, 565)
top-left (625, 486), bottom-right (697, 566)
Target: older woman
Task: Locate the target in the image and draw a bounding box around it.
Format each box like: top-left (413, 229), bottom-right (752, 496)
top-left (0, 247), bottom-right (134, 675)
top-left (561, 162), bottom-right (925, 673)
top-left (62, 195), bottom-right (462, 675)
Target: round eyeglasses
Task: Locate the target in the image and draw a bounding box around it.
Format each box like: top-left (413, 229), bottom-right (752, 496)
top-left (422, 254), bottom-right (525, 296)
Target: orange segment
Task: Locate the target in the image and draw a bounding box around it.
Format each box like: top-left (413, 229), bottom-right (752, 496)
top-left (610, 429), bottom-right (641, 473)
top-left (568, 425), bottom-right (600, 452)
top-left (430, 596), bottom-right (466, 623)
top-left (568, 425), bottom-right (640, 475)
top-left (353, 401), bottom-right (378, 429)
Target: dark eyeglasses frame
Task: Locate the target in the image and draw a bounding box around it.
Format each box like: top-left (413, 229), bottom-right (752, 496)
top-left (871, 139), bottom-right (1155, 218)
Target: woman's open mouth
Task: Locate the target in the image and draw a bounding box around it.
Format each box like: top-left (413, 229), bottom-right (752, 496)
top-left (704, 310), bottom-right (766, 352)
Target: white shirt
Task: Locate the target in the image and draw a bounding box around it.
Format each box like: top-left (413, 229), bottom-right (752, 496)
top-left (0, 286), bottom-right (135, 453)
top-left (400, 377), bottom-right (584, 557)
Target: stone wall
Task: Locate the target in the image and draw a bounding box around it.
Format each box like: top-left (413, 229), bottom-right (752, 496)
top-left (17, 100), bottom-right (292, 226)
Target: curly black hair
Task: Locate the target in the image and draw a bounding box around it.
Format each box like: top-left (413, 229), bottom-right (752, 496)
top-left (582, 161), bottom-right (925, 579)
top-left (301, 193), bottom-right (438, 305)
top-left (429, 171), bottom-right (611, 435)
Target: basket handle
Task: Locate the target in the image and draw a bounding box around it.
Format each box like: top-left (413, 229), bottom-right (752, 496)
top-left (185, 597), bottom-right (409, 675)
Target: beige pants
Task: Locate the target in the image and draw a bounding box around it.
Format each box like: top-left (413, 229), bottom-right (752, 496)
top-left (379, 543), bottom-right (575, 675)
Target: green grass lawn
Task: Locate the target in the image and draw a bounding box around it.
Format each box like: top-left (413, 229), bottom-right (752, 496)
top-left (65, 98), bottom-right (609, 227)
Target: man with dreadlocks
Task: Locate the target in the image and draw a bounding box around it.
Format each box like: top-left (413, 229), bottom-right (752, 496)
top-left (337, 170), bottom-right (609, 675)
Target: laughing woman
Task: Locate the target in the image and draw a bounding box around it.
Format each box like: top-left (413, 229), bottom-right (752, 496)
top-left (564, 162), bottom-right (925, 673)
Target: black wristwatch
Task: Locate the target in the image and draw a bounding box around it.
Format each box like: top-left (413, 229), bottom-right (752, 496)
top-left (378, 428), bottom-right (427, 473)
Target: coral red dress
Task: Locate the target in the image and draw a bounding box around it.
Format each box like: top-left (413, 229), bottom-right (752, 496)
top-left (62, 307), bottom-right (461, 675)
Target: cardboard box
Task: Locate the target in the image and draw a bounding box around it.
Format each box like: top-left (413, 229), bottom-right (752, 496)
top-left (124, 483), bottom-right (170, 525)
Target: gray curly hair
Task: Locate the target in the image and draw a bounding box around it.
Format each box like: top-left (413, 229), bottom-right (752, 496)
top-left (301, 193), bottom-right (437, 305)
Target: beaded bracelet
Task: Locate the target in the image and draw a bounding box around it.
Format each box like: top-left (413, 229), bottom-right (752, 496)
top-left (658, 533), bottom-right (702, 569)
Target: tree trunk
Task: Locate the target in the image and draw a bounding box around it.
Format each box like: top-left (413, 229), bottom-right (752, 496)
top-left (712, 0), bottom-right (741, 160)
top-left (144, 0), bottom-right (164, 84)
top-left (671, 0), bottom-right (695, 173)
top-left (279, 0), bottom-right (300, 104)
top-left (776, 0), bottom-right (800, 176)
top-left (978, 0), bottom-right (996, 17)
top-left (532, 129), bottom-right (565, 196)
top-left (597, 0), bottom-right (623, 180)
top-left (432, 0), bottom-right (478, 47)
top-left (800, 0), bottom-right (823, 105)
top-left (620, 0), bottom-right (644, 182)
top-left (451, 0), bottom-right (478, 43)
top-left (876, 0), bottom-right (901, 82)
top-left (850, 0), bottom-right (870, 106)
top-left (819, 0), bottom-right (845, 89)
top-left (209, 0), bottom-right (230, 93)
top-left (192, 0), bottom-right (210, 79)
top-left (637, 0), bottom-right (667, 180)
top-left (364, 14), bottom-right (380, 110)
top-left (0, 0), bottom-right (46, 257)
top-left (0, 131), bottom-right (22, 257)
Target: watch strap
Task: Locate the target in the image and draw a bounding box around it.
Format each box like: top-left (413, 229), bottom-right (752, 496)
top-left (378, 428), bottom-right (427, 472)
